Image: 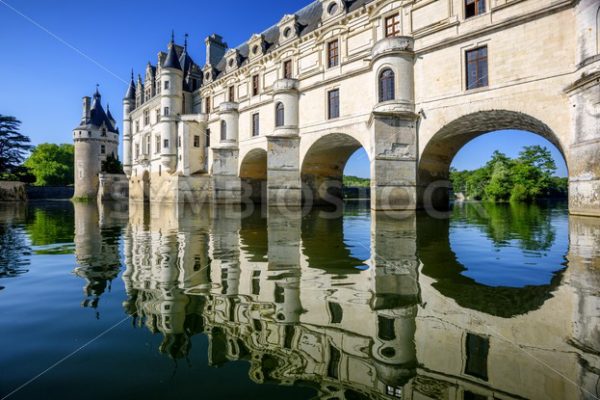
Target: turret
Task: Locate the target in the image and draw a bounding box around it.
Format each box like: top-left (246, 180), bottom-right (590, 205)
top-left (123, 71), bottom-right (136, 177)
top-left (73, 86), bottom-right (119, 200)
top-left (160, 33), bottom-right (184, 173)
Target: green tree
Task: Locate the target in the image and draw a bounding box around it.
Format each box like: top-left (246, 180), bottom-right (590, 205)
top-left (101, 153), bottom-right (124, 174)
top-left (511, 145), bottom-right (557, 201)
top-left (24, 143), bottom-right (74, 186)
top-left (0, 115), bottom-right (32, 179)
top-left (485, 161), bottom-right (512, 201)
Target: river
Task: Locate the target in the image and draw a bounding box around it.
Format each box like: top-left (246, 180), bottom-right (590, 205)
top-left (0, 200), bottom-right (599, 400)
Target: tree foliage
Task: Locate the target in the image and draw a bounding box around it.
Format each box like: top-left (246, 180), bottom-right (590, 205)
top-left (343, 175), bottom-right (370, 188)
top-left (101, 153), bottom-right (124, 174)
top-left (0, 115), bottom-right (32, 179)
top-left (450, 145), bottom-right (567, 202)
top-left (24, 143), bottom-right (74, 186)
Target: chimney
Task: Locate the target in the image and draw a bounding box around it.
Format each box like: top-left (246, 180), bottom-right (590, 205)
top-left (205, 34), bottom-right (228, 67)
top-left (82, 96), bottom-right (91, 123)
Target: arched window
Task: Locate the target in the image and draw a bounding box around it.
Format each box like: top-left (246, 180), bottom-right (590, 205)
top-left (378, 69), bottom-right (395, 102)
top-left (220, 120), bottom-right (227, 141)
top-left (275, 102), bottom-right (285, 127)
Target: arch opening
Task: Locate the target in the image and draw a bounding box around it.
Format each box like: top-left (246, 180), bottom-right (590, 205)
top-left (240, 148), bottom-right (268, 204)
top-left (418, 110), bottom-right (569, 209)
top-left (301, 133), bottom-right (369, 206)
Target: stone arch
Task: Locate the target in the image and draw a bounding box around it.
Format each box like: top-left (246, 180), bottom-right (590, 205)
top-left (300, 132), bottom-right (370, 205)
top-left (240, 148), bottom-right (268, 203)
top-left (417, 110), bottom-right (569, 208)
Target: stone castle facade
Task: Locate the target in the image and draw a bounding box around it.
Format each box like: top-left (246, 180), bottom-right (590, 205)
top-left (122, 0), bottom-right (600, 215)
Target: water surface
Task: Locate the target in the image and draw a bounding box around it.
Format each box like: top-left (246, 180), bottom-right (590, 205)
top-left (1, 200), bottom-right (599, 400)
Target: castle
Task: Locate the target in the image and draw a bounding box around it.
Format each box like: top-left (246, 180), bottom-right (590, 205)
top-left (118, 0), bottom-right (599, 214)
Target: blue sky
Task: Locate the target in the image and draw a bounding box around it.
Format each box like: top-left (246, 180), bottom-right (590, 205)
top-left (0, 0), bottom-right (567, 177)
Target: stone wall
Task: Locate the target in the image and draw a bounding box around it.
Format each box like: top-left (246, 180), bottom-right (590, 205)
top-left (26, 185), bottom-right (74, 200)
top-left (0, 181), bottom-right (27, 202)
top-left (98, 173), bottom-right (129, 202)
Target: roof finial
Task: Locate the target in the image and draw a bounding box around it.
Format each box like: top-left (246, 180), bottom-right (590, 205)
top-left (171, 30), bottom-right (175, 44)
top-left (95, 83), bottom-right (100, 97)
top-left (130, 69), bottom-right (134, 81)
top-left (184, 33), bottom-right (188, 51)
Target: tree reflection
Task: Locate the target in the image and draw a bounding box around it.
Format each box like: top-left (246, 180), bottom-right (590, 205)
top-left (452, 201), bottom-right (563, 252)
top-left (25, 202), bottom-right (75, 254)
top-left (0, 205), bottom-right (30, 286)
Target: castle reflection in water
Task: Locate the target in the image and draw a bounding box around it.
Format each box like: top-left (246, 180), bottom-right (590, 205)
top-left (71, 201), bottom-right (600, 400)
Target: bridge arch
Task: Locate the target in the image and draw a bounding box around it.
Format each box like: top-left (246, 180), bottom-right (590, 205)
top-left (239, 148), bottom-right (268, 203)
top-left (417, 110), bottom-right (570, 209)
top-left (300, 132), bottom-right (370, 206)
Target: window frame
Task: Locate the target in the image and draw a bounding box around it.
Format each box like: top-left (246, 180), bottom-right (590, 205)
top-left (228, 86), bottom-right (235, 102)
top-left (465, 46), bottom-right (489, 90)
top-left (283, 60), bottom-right (293, 79)
top-left (193, 135), bottom-right (200, 147)
top-left (275, 102), bottom-right (285, 127)
top-left (252, 74), bottom-right (260, 96)
top-left (163, 107), bottom-right (170, 116)
top-left (385, 13), bottom-right (401, 38)
top-left (327, 40), bottom-right (339, 68)
top-left (327, 88), bottom-right (340, 119)
top-left (465, 0), bottom-right (486, 19)
top-left (252, 113), bottom-right (260, 137)
top-left (220, 120), bottom-right (227, 141)
top-left (378, 68), bottom-right (396, 102)
top-left (205, 96), bottom-right (211, 114)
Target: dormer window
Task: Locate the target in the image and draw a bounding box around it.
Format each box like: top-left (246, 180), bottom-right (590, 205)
top-left (228, 59), bottom-right (235, 68)
top-left (101, 128), bottom-right (107, 137)
top-left (328, 2), bottom-right (338, 15)
top-left (283, 27), bottom-right (292, 38)
top-left (205, 72), bottom-right (211, 80)
top-left (252, 45), bottom-right (260, 55)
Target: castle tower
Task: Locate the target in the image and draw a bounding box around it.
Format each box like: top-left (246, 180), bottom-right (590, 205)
top-left (160, 33), bottom-right (184, 174)
top-left (72, 87), bottom-right (120, 200)
top-left (122, 72), bottom-right (136, 177)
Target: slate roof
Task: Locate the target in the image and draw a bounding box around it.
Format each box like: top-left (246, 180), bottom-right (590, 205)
top-left (164, 42), bottom-right (182, 70)
top-left (76, 89), bottom-right (118, 133)
top-left (212, 0), bottom-right (375, 79)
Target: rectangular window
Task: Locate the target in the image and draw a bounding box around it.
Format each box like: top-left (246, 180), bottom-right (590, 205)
top-left (465, 333), bottom-right (489, 381)
top-left (155, 136), bottom-right (161, 153)
top-left (228, 86), bottom-right (235, 102)
top-left (135, 121), bottom-right (139, 133)
top-left (193, 135), bottom-right (200, 147)
top-left (205, 129), bottom-right (211, 147)
top-left (144, 109), bottom-right (150, 126)
top-left (163, 107), bottom-right (170, 116)
top-left (252, 113), bottom-right (260, 137)
top-left (385, 14), bottom-right (400, 37)
top-left (101, 145), bottom-right (106, 154)
top-left (327, 40), bottom-right (339, 68)
top-left (163, 139), bottom-right (169, 149)
top-left (328, 89), bottom-right (340, 119)
top-left (205, 96), bottom-right (211, 114)
top-left (283, 60), bottom-right (292, 79)
top-left (466, 46), bottom-right (488, 90)
top-left (178, 136), bottom-right (181, 147)
top-left (164, 80), bottom-right (170, 90)
top-left (465, 0), bottom-right (486, 19)
top-left (252, 75), bottom-right (259, 96)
